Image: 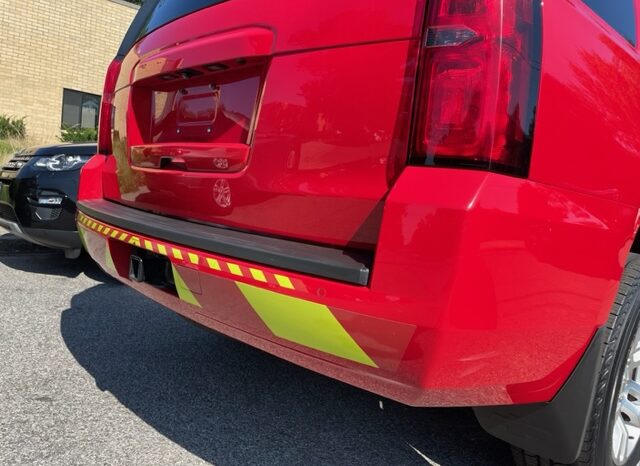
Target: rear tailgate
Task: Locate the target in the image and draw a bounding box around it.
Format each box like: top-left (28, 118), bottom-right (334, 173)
top-left (105, 0), bottom-right (424, 250)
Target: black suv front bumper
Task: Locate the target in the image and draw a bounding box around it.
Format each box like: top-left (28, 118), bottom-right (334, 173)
top-left (0, 165), bottom-right (82, 251)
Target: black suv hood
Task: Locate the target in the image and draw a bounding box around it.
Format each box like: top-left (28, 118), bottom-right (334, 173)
top-left (22, 143), bottom-right (97, 157)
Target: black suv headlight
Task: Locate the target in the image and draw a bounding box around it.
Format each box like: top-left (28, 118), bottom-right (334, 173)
top-left (33, 154), bottom-right (93, 172)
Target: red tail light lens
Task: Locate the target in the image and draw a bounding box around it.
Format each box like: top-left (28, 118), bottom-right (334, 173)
top-left (412, 0), bottom-right (542, 175)
top-left (98, 59), bottom-right (122, 155)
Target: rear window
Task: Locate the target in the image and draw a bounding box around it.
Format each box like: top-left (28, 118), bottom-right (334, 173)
top-left (117, 0), bottom-right (228, 57)
top-left (582, 0), bottom-right (637, 45)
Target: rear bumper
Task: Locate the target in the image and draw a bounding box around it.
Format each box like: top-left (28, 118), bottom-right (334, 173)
top-left (77, 160), bottom-right (637, 407)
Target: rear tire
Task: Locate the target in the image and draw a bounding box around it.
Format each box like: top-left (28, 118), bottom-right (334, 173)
top-left (512, 254), bottom-right (640, 466)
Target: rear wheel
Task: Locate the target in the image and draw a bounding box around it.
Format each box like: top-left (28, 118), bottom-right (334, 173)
top-left (513, 255), bottom-right (640, 466)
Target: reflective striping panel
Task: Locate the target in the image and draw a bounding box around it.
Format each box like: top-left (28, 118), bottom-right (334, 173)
top-left (171, 264), bottom-right (201, 308)
top-left (227, 263), bottom-right (243, 276)
top-left (250, 268), bottom-right (267, 282)
top-left (77, 212), bottom-right (304, 293)
top-left (275, 274), bottom-right (295, 290)
top-left (105, 242), bottom-right (116, 272)
top-left (237, 282), bottom-right (378, 367)
top-left (76, 211), bottom-right (377, 368)
top-left (206, 258), bottom-right (221, 270)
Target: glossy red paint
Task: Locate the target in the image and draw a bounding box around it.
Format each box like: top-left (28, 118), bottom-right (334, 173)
top-left (117, 0), bottom-right (426, 82)
top-left (106, 41), bottom-right (419, 248)
top-left (80, 0), bottom-right (640, 408)
top-left (80, 154), bottom-right (637, 406)
top-left (131, 27), bottom-right (274, 85)
top-left (77, 154), bottom-right (106, 201)
top-left (97, 60), bottom-right (121, 155)
top-left (103, 0), bottom-right (424, 249)
top-left (530, 0), bottom-right (640, 206)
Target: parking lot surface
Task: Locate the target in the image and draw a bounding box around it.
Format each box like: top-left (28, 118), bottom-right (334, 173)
top-left (0, 230), bottom-right (511, 466)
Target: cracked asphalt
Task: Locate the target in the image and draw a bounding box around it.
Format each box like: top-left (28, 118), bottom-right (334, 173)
top-left (0, 228), bottom-right (512, 466)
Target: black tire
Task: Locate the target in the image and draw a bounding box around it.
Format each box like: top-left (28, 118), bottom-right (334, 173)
top-left (512, 254), bottom-right (640, 466)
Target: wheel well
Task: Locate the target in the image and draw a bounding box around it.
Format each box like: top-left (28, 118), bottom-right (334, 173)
top-left (632, 228), bottom-right (640, 255)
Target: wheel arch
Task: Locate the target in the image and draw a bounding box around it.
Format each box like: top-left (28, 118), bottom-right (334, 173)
top-left (630, 212), bottom-right (640, 255)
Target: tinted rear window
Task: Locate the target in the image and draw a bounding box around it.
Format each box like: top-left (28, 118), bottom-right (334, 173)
top-left (582, 0), bottom-right (637, 45)
top-left (118, 0), bottom-right (228, 57)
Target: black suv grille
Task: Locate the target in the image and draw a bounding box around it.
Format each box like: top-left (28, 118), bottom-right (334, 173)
top-left (2, 154), bottom-right (32, 172)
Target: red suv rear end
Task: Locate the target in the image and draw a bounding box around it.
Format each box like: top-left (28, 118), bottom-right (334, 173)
top-left (78, 0), bottom-right (640, 463)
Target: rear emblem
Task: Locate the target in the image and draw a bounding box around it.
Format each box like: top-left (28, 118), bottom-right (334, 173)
top-left (213, 179), bottom-right (231, 209)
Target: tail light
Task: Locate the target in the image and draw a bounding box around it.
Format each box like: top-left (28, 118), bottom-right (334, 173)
top-left (411, 0), bottom-right (542, 175)
top-left (97, 59), bottom-right (122, 155)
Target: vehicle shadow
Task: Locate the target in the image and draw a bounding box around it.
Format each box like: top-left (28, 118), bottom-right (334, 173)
top-left (0, 248), bottom-right (114, 282)
top-left (60, 284), bottom-right (512, 466)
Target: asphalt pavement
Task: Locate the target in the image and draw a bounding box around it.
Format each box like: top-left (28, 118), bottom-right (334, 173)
top-left (0, 228), bottom-right (512, 466)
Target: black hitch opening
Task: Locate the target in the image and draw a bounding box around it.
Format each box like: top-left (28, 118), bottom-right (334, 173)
top-left (128, 248), bottom-right (176, 294)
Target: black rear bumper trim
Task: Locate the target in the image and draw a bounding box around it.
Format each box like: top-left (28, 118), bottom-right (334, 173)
top-left (78, 199), bottom-right (372, 286)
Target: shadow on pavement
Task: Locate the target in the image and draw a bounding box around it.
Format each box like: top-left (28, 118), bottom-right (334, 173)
top-left (0, 233), bottom-right (50, 254)
top-left (0, 249), bottom-right (114, 282)
top-left (61, 284), bottom-right (512, 466)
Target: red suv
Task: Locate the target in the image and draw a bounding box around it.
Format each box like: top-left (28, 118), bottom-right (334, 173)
top-left (78, 0), bottom-right (640, 463)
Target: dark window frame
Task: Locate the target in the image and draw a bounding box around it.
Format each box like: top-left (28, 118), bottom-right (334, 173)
top-left (61, 89), bottom-right (102, 130)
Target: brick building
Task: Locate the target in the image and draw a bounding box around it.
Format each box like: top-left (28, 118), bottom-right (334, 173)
top-left (0, 0), bottom-right (138, 140)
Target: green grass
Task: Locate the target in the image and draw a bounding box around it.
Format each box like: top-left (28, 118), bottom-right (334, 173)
top-left (0, 140), bottom-right (15, 166)
top-left (0, 136), bottom-right (47, 160)
top-left (0, 136), bottom-right (59, 166)
top-left (0, 139), bottom-right (13, 155)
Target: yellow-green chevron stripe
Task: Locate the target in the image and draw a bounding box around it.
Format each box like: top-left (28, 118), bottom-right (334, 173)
top-left (236, 282), bottom-right (377, 367)
top-left (171, 265), bottom-right (202, 308)
top-left (105, 242), bottom-right (116, 272)
top-left (77, 224), bottom-right (88, 250)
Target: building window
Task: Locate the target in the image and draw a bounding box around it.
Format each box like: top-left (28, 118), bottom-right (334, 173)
top-left (61, 89), bottom-right (101, 129)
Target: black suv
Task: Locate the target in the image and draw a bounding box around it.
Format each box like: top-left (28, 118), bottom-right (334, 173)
top-left (0, 143), bottom-right (96, 258)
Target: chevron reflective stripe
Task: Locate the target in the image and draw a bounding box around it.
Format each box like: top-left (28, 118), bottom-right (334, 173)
top-left (105, 242), bottom-right (116, 272)
top-left (77, 211), bottom-right (376, 368)
top-left (274, 274), bottom-right (294, 290)
top-left (171, 265), bottom-right (201, 308)
top-left (227, 263), bottom-right (243, 276)
top-left (76, 212), bottom-right (306, 293)
top-left (78, 223), bottom-right (88, 250)
top-left (237, 282), bottom-right (377, 367)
